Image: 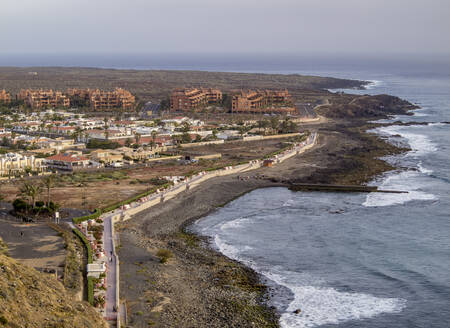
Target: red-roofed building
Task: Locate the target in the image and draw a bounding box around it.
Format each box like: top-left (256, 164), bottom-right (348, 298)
top-left (49, 126), bottom-right (77, 135)
top-left (45, 153), bottom-right (90, 171)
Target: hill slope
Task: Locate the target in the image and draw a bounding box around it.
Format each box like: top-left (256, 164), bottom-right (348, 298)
top-left (0, 239), bottom-right (106, 328)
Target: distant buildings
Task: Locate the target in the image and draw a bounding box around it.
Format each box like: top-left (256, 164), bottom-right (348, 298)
top-left (170, 88), bottom-right (222, 111)
top-left (231, 90), bottom-right (295, 114)
top-left (45, 153), bottom-right (90, 171)
top-left (13, 88), bottom-right (135, 110)
top-left (67, 88), bottom-right (136, 110)
top-left (90, 88), bottom-right (135, 111)
top-left (18, 89), bottom-right (70, 109)
top-left (0, 90), bottom-right (11, 104)
top-left (0, 153), bottom-right (46, 177)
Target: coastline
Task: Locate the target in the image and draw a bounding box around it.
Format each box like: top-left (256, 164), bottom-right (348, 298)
top-left (116, 118), bottom-right (411, 327)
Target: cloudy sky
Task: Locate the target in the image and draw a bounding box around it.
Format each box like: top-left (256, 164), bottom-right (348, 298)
top-left (1, 0), bottom-right (449, 54)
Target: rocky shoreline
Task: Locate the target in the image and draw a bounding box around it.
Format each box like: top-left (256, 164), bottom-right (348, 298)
top-left (116, 109), bottom-right (413, 327)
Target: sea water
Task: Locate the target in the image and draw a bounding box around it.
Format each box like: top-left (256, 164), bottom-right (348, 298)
top-left (190, 61), bottom-right (450, 327)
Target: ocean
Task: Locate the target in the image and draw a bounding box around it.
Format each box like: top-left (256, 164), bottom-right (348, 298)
top-left (187, 58), bottom-right (450, 327)
top-left (2, 53), bottom-right (449, 327)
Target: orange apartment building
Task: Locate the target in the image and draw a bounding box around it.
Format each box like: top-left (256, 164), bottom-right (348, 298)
top-left (66, 88), bottom-right (93, 102)
top-left (18, 89), bottom-right (70, 109)
top-left (170, 88), bottom-right (222, 111)
top-left (0, 90), bottom-right (11, 104)
top-left (231, 89), bottom-right (295, 114)
top-left (66, 88), bottom-right (135, 110)
top-left (89, 88), bottom-right (135, 110)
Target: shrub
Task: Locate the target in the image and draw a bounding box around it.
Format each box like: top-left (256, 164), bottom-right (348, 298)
top-left (0, 315), bottom-right (8, 325)
top-left (156, 249), bottom-right (173, 264)
top-left (12, 198), bottom-right (29, 213)
top-left (35, 200), bottom-right (45, 207)
top-left (87, 277), bottom-right (94, 306)
top-left (72, 228), bottom-right (93, 264)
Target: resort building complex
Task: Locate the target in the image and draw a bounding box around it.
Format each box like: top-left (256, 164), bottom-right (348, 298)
top-left (231, 90), bottom-right (295, 114)
top-left (170, 88), bottom-right (222, 111)
top-left (67, 88), bottom-right (135, 110)
top-left (0, 153), bottom-right (46, 177)
top-left (14, 88), bottom-right (135, 110)
top-left (89, 88), bottom-right (135, 111)
top-left (0, 90), bottom-right (11, 104)
top-left (18, 89), bottom-right (70, 109)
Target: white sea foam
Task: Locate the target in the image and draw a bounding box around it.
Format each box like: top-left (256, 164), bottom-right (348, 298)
top-left (278, 285), bottom-right (406, 328)
top-left (214, 235), bottom-right (241, 259)
top-left (365, 80), bottom-right (383, 89)
top-left (418, 162), bottom-right (433, 174)
top-left (283, 199), bottom-right (295, 207)
top-left (214, 235), bottom-right (406, 328)
top-left (219, 217), bottom-right (251, 231)
top-left (363, 171), bottom-right (437, 207)
top-left (428, 122), bottom-right (446, 127)
top-left (376, 125), bottom-right (437, 156)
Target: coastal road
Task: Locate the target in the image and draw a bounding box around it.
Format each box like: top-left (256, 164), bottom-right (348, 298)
top-left (103, 215), bottom-right (118, 323)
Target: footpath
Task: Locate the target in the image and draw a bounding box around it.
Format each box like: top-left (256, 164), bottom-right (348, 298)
top-left (74, 132), bottom-right (317, 327)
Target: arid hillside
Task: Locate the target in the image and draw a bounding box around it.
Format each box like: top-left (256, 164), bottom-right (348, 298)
top-left (0, 238), bottom-right (106, 328)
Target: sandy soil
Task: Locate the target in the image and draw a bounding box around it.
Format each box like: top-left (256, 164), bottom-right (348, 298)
top-left (0, 218), bottom-right (65, 271)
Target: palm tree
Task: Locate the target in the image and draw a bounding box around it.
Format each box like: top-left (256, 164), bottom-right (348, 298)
top-left (19, 181), bottom-right (41, 208)
top-left (151, 130), bottom-right (158, 150)
top-left (42, 175), bottom-right (55, 206)
top-left (135, 133), bottom-right (141, 145)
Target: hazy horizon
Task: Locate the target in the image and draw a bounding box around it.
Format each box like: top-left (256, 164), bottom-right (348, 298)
top-left (1, 0), bottom-right (449, 55)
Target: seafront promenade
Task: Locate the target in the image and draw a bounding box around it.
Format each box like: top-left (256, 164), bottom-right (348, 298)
top-left (81, 132), bottom-right (317, 327)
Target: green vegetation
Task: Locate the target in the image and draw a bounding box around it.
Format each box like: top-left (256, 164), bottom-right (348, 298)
top-left (87, 277), bottom-right (94, 306)
top-left (0, 315), bottom-right (8, 325)
top-left (72, 228), bottom-right (93, 264)
top-left (86, 139), bottom-right (120, 149)
top-left (72, 183), bottom-right (171, 224)
top-left (48, 223), bottom-right (82, 293)
top-left (177, 232), bottom-right (199, 248)
top-left (156, 249), bottom-right (173, 264)
top-left (227, 299), bottom-right (278, 328)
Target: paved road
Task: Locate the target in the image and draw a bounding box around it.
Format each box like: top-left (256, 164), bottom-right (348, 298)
top-left (102, 214), bottom-right (118, 322)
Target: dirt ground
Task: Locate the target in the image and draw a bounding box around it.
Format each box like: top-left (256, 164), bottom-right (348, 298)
top-left (0, 218), bottom-right (65, 271)
top-left (0, 138), bottom-right (290, 210)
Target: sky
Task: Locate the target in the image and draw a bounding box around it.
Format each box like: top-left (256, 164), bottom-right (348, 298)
top-left (1, 0), bottom-right (449, 55)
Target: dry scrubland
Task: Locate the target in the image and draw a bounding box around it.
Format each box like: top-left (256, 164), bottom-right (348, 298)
top-left (0, 238), bottom-right (106, 328)
top-left (0, 67), bottom-right (366, 102)
top-left (1, 138), bottom-right (290, 210)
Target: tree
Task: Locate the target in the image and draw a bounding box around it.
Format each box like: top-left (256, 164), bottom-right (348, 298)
top-left (150, 130), bottom-right (158, 150)
top-left (212, 129), bottom-right (218, 140)
top-left (181, 132), bottom-right (191, 144)
top-left (280, 117), bottom-right (298, 134)
top-left (160, 96), bottom-right (171, 111)
top-left (181, 121), bottom-right (191, 133)
top-left (270, 117), bottom-right (279, 132)
top-left (19, 181), bottom-right (41, 208)
top-left (42, 175), bottom-right (55, 206)
top-left (125, 138), bottom-right (133, 147)
top-left (135, 133), bottom-right (141, 145)
top-left (171, 134), bottom-right (181, 146)
top-left (72, 127), bottom-right (82, 141)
